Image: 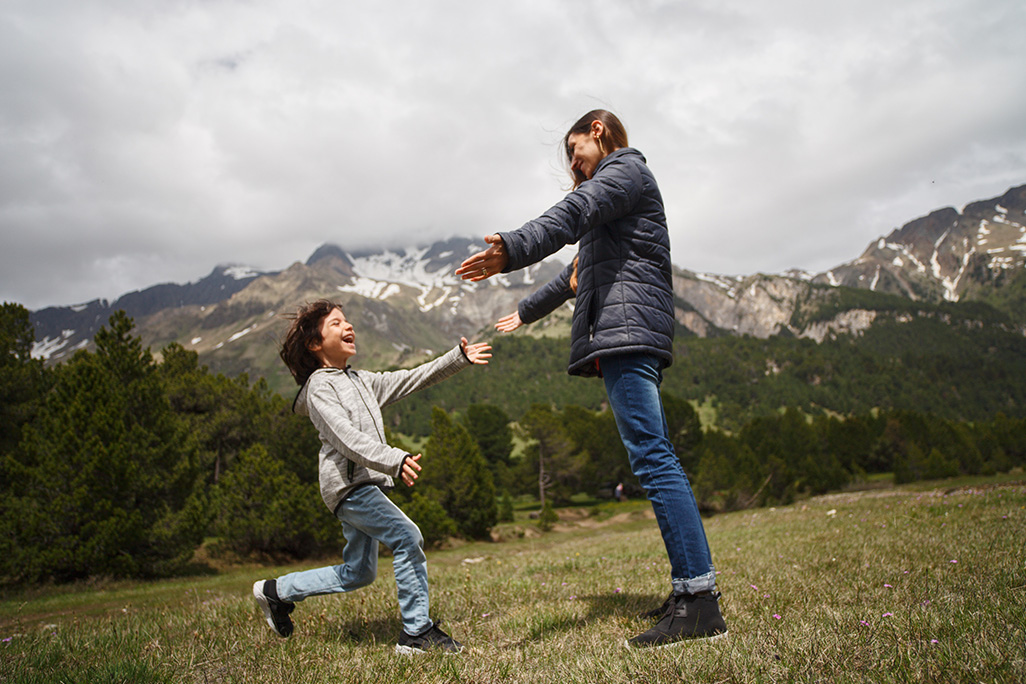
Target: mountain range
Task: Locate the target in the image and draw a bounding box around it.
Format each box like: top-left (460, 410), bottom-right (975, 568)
top-left (29, 184), bottom-right (1026, 395)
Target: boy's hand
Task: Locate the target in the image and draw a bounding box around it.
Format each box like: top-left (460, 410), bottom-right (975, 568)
top-left (495, 311), bottom-right (522, 333)
top-left (461, 337), bottom-right (492, 365)
top-left (400, 453), bottom-right (422, 487)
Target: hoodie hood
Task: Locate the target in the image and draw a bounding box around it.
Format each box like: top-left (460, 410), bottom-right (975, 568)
top-left (293, 378), bottom-right (311, 416)
top-left (292, 367), bottom-right (346, 417)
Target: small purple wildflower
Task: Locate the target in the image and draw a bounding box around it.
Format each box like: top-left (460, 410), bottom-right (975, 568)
top-left (614, 587), bottom-right (622, 594)
top-left (773, 614), bottom-right (781, 620)
top-left (860, 621), bottom-right (871, 627)
top-left (884, 584), bottom-right (893, 588)
top-left (882, 612), bottom-right (893, 618)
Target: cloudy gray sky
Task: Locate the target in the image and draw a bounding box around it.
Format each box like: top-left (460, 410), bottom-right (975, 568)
top-left (3, 0), bottom-right (1025, 311)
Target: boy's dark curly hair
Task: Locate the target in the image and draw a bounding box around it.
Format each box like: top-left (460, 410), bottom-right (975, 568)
top-left (280, 299), bottom-right (344, 386)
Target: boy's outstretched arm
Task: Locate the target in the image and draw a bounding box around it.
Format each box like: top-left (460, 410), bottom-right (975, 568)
top-left (460, 337), bottom-right (492, 364)
top-left (370, 342), bottom-right (488, 408)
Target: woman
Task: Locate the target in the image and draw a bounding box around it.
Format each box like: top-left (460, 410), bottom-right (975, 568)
top-left (457, 110), bottom-right (727, 648)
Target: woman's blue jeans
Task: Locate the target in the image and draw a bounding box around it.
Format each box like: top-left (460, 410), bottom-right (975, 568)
top-left (274, 484), bottom-right (431, 636)
top-left (601, 353), bottom-right (717, 595)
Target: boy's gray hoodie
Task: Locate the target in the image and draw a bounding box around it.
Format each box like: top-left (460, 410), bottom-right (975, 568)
top-left (294, 345), bottom-right (471, 515)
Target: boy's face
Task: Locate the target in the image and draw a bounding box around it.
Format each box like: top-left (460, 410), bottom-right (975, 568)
top-left (308, 307), bottom-right (356, 368)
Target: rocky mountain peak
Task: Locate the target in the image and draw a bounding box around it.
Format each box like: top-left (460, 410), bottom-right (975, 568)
top-left (812, 184), bottom-right (1026, 302)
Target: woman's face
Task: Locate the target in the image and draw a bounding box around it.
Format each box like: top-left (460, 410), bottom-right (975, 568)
top-left (567, 129), bottom-right (606, 181)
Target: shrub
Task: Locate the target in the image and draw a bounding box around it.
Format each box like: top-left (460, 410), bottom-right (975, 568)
top-left (401, 493), bottom-right (458, 547)
top-left (537, 500), bottom-right (559, 531)
top-left (497, 490), bottom-right (515, 523)
top-left (212, 445), bottom-right (342, 558)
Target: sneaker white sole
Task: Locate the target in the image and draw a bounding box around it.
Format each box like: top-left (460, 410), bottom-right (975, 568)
top-left (394, 644), bottom-right (464, 656)
top-left (395, 644), bottom-right (422, 657)
top-left (252, 581), bottom-right (287, 638)
top-left (623, 630), bottom-right (729, 650)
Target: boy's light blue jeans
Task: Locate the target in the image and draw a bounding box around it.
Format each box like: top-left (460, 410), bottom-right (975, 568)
top-left (601, 353), bottom-right (717, 596)
top-left (275, 484), bottom-right (431, 636)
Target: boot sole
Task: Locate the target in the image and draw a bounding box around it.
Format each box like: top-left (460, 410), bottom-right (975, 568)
top-left (623, 629), bottom-right (728, 650)
top-left (395, 644), bottom-right (464, 656)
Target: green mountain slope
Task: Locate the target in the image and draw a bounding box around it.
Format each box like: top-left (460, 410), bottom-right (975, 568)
top-left (386, 292), bottom-right (1026, 435)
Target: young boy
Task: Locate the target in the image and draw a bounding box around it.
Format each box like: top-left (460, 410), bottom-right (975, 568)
top-left (252, 299), bottom-right (491, 655)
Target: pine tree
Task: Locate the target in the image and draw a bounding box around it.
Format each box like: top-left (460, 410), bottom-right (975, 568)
top-left (462, 404), bottom-right (513, 465)
top-left (400, 493), bottom-right (458, 547)
top-left (421, 407), bottom-right (497, 539)
top-left (4, 312), bottom-right (205, 582)
top-left (518, 403), bottom-right (582, 506)
top-left (0, 302), bottom-right (48, 457)
top-left (212, 444), bottom-right (342, 558)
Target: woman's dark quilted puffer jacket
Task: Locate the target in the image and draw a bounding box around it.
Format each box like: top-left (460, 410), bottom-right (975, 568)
top-left (498, 147), bottom-right (675, 377)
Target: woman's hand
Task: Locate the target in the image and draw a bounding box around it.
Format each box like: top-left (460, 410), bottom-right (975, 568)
top-left (400, 453), bottom-right (422, 487)
top-left (461, 337), bottom-right (492, 364)
top-left (495, 311), bottom-right (522, 333)
top-left (456, 234), bottom-right (509, 281)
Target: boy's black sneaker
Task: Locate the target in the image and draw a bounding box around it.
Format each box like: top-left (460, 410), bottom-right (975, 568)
top-left (626, 592), bottom-right (728, 649)
top-left (252, 580), bottom-right (295, 638)
top-left (640, 591), bottom-right (674, 619)
top-left (395, 621), bottom-right (464, 655)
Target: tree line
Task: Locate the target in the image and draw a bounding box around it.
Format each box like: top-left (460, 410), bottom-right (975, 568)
top-left (2, 302), bottom-right (1025, 586)
top-left (384, 304), bottom-right (1026, 434)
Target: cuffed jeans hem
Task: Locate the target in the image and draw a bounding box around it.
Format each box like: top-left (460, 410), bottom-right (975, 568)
top-left (673, 568), bottom-right (717, 596)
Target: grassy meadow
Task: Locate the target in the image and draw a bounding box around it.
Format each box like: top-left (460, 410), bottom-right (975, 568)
top-left (2, 475), bottom-right (1024, 683)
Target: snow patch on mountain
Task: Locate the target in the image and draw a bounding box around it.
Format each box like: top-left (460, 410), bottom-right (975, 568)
top-left (227, 326), bottom-right (254, 343)
top-left (338, 277), bottom-right (401, 300)
top-left (350, 247), bottom-right (456, 292)
top-left (213, 326), bottom-right (255, 349)
top-left (694, 272), bottom-right (743, 298)
top-left (31, 329), bottom-right (77, 359)
top-left (224, 266), bottom-right (261, 280)
top-left (419, 286), bottom-right (452, 313)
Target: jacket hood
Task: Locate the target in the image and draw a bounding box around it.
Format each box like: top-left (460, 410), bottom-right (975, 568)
top-left (292, 367), bottom-right (345, 416)
top-left (293, 381), bottom-right (310, 416)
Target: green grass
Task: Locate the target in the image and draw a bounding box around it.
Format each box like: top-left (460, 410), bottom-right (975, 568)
top-left (2, 476), bottom-right (1024, 683)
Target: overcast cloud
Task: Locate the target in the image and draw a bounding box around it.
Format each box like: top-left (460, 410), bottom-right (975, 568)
top-left (2, 0), bottom-right (1025, 310)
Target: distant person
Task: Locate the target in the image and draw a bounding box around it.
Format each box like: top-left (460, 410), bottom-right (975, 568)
top-left (457, 109), bottom-right (727, 648)
top-left (615, 482), bottom-right (625, 502)
top-left (252, 299), bottom-right (491, 655)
